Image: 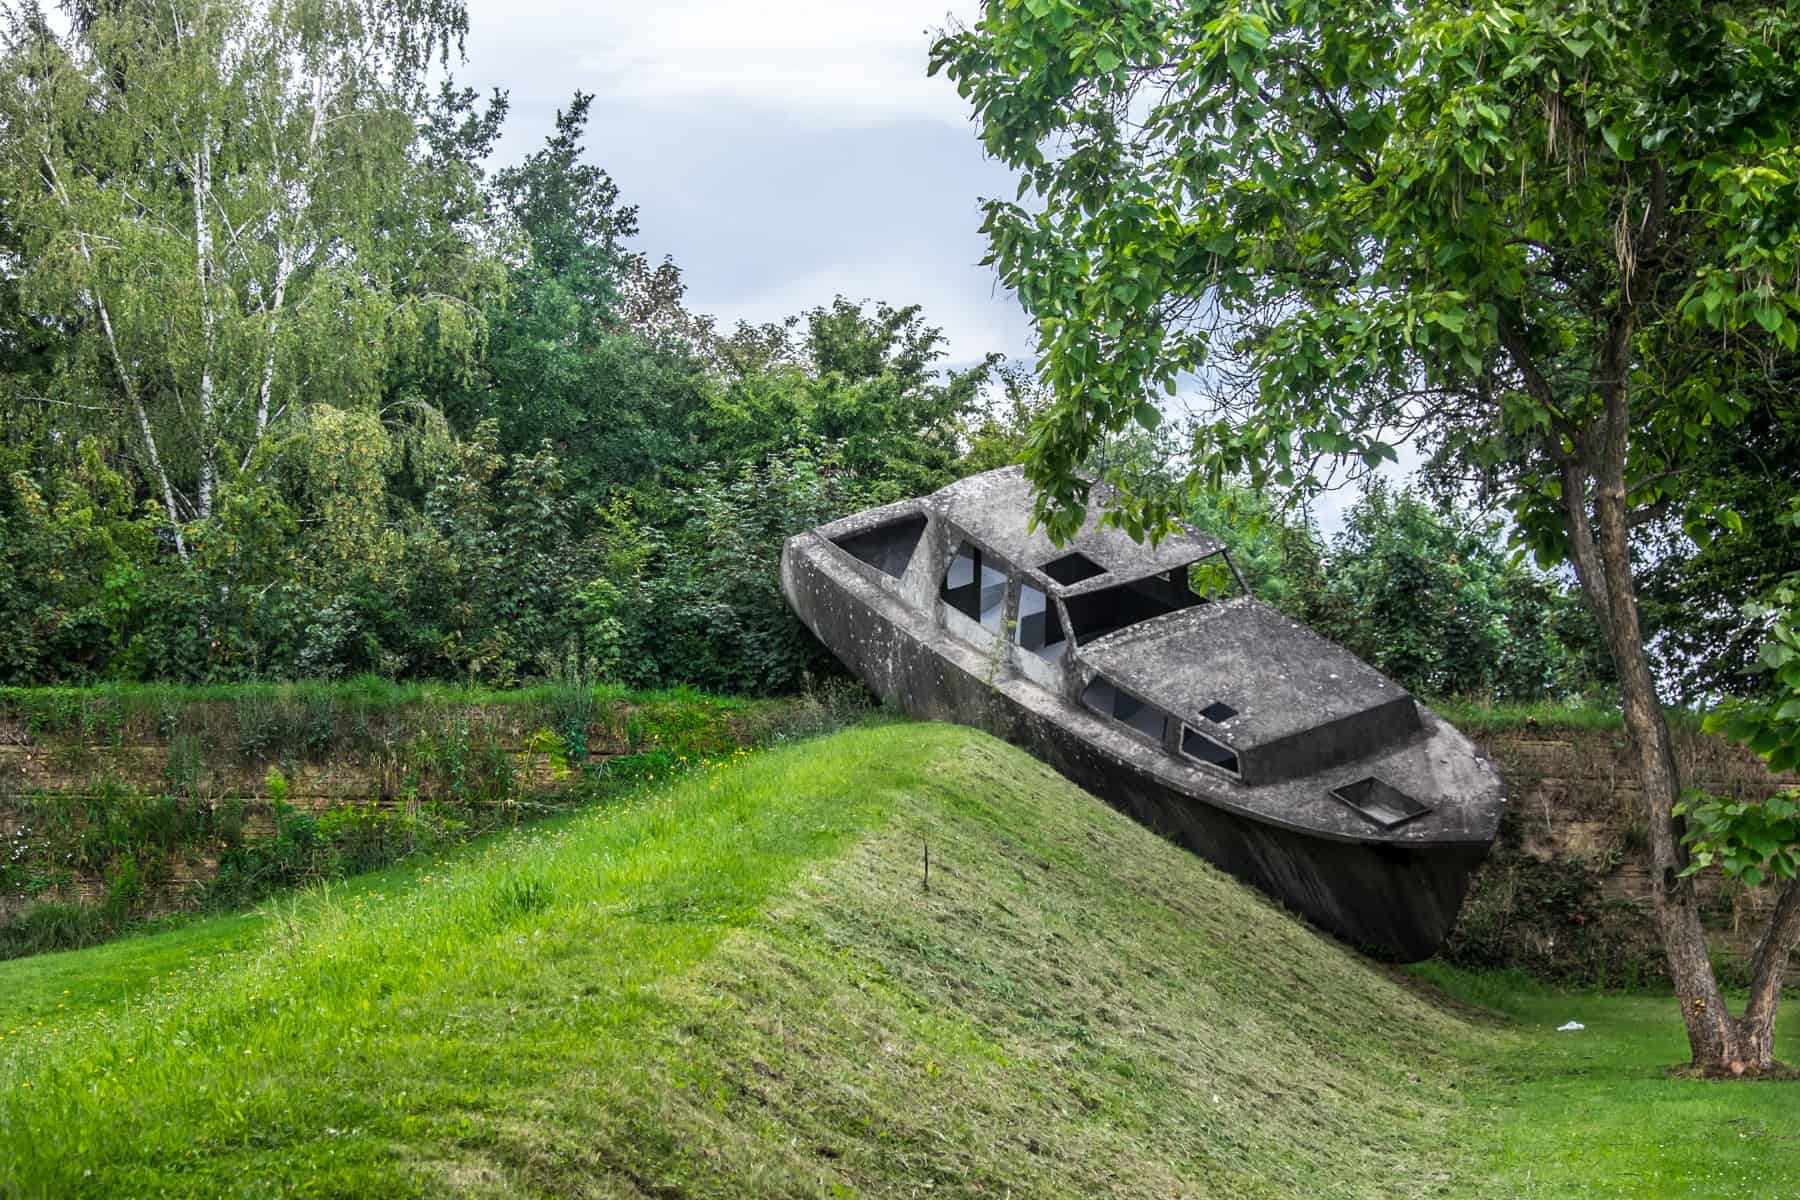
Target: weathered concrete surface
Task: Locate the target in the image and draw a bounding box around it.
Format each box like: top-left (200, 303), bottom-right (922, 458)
top-left (1083, 600), bottom-right (1422, 786)
top-left (782, 467), bottom-right (1506, 960)
top-left (929, 468), bottom-right (1221, 588)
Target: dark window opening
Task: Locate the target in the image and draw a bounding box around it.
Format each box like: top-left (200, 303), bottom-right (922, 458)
top-left (941, 540), bottom-right (1009, 632)
top-left (1181, 726), bottom-right (1241, 775)
top-left (1081, 677), bottom-right (1170, 743)
top-left (1042, 551), bottom-right (1106, 586)
top-left (831, 513), bottom-right (927, 579)
top-left (1330, 778), bottom-right (1431, 830)
top-left (1063, 573), bottom-right (1200, 644)
top-left (1200, 701), bottom-right (1238, 724)
top-left (1016, 582), bottom-right (1067, 661)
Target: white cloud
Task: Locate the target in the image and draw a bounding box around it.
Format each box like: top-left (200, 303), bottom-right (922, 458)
top-left (454, 1), bottom-right (1027, 368)
top-left (466, 0), bottom-right (979, 126)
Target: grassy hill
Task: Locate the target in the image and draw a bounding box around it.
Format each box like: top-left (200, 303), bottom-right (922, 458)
top-left (0, 722), bottom-right (1792, 1197)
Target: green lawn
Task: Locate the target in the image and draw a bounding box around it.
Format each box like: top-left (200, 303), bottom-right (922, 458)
top-left (1420, 964), bottom-right (1799, 1199)
top-left (1, 722), bottom-right (1793, 1198)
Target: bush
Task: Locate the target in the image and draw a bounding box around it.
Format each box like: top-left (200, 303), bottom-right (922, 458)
top-left (0, 902), bottom-right (115, 957)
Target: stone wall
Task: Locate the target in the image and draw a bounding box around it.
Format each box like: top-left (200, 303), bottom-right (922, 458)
top-left (1452, 721), bottom-right (1799, 984)
top-left (0, 691), bottom-right (834, 932)
top-left (6, 694), bottom-right (1795, 980)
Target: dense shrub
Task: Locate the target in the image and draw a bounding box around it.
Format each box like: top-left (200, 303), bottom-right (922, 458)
top-left (1441, 835), bottom-right (1666, 989)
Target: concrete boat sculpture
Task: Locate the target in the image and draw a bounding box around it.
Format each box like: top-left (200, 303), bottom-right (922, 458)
top-left (781, 467), bottom-right (1504, 960)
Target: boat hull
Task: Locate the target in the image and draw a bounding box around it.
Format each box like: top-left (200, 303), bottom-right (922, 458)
top-left (784, 539), bottom-right (1486, 961)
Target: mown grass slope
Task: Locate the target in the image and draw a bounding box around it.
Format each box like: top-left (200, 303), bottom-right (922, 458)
top-left (1, 722), bottom-right (1491, 1197)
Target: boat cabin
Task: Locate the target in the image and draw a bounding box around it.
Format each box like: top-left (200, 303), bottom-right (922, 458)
top-left (819, 468), bottom-right (1433, 828)
top-left (786, 465), bottom-right (1507, 959)
top-left (823, 470), bottom-right (1264, 783)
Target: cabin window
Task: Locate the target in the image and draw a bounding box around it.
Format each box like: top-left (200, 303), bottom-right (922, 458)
top-left (941, 541), bottom-right (1009, 632)
top-left (830, 513), bottom-right (927, 579)
top-left (1063, 573), bottom-right (1200, 644)
top-left (1199, 701), bottom-right (1238, 724)
top-left (1181, 726), bottom-right (1241, 776)
top-left (1042, 551), bottom-right (1106, 586)
top-left (1187, 550), bottom-right (1242, 602)
top-left (1330, 778), bottom-right (1431, 830)
top-left (1080, 677), bottom-right (1170, 743)
top-left (1015, 582), bottom-right (1067, 661)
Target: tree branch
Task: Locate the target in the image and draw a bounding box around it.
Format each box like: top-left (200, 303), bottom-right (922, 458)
top-left (1743, 874), bottom-right (1800, 1031)
top-left (1560, 460), bottom-right (1614, 641)
top-left (1626, 495), bottom-right (1674, 529)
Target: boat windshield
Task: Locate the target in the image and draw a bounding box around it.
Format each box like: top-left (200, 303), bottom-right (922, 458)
top-left (1063, 550), bottom-right (1242, 645)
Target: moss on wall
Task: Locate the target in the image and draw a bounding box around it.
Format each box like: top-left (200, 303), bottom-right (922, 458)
top-left (1448, 720), bottom-right (1798, 986)
top-left (0, 682), bottom-right (872, 956)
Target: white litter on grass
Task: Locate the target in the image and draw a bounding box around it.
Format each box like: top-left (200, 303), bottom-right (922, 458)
top-left (1557, 1021), bottom-right (1585, 1032)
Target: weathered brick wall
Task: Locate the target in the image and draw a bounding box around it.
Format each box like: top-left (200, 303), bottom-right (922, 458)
top-left (1, 693), bottom-right (819, 927)
top-left (1456, 723), bottom-right (1799, 983)
top-left (7, 703), bottom-right (1794, 979)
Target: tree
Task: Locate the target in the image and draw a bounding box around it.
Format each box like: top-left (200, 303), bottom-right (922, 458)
top-left (693, 298), bottom-right (996, 500)
top-left (1320, 484), bottom-right (1603, 702)
top-left (934, 0), bottom-right (1800, 1074)
top-left (1636, 387), bottom-right (1800, 702)
top-left (0, 0), bottom-right (494, 560)
top-left (430, 93), bottom-right (709, 499)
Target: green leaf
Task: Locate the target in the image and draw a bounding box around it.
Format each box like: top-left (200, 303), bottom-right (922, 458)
top-left (1093, 47), bottom-right (1122, 73)
top-left (1134, 402), bottom-right (1162, 431)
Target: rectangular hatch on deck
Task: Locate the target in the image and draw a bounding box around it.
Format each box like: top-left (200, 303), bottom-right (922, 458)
top-left (1042, 551), bottom-right (1106, 586)
top-left (1330, 778), bottom-right (1431, 830)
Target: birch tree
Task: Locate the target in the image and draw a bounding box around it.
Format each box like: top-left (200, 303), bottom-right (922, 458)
top-left (0, 0), bottom-right (495, 560)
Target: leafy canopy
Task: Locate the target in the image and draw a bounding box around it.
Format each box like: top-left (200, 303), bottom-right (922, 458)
top-left (1686, 572), bottom-right (1800, 888)
top-left (931, 1), bottom-right (1800, 554)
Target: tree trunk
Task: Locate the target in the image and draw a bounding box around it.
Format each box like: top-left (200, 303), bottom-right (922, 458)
top-left (1588, 474), bottom-right (1783, 1075)
top-left (39, 153), bottom-right (190, 562)
top-left (193, 128), bottom-right (217, 520)
top-left (1739, 876), bottom-right (1800, 1069)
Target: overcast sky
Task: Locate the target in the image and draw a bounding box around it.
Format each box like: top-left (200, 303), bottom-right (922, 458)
top-left (457, 0), bottom-right (1031, 371)
top-left (452, 1), bottom-right (1407, 531)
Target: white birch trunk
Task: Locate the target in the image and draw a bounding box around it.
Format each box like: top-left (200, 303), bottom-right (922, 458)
top-left (194, 125), bottom-right (217, 519)
top-left (251, 246), bottom-right (290, 449)
top-left (40, 153), bottom-right (191, 562)
top-left (246, 77), bottom-right (327, 465)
